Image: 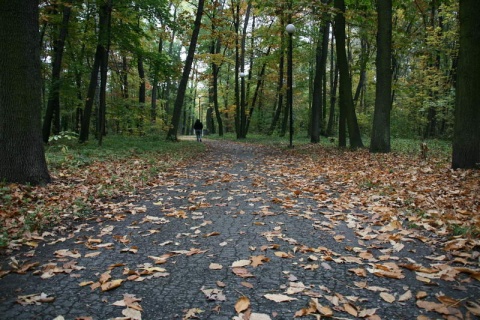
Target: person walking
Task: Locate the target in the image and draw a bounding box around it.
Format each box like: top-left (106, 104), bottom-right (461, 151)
top-left (193, 119), bottom-right (204, 142)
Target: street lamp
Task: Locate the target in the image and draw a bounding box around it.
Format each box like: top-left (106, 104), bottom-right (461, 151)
top-left (286, 23), bottom-right (295, 148)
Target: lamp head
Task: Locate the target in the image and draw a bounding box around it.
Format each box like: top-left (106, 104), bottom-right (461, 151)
top-left (286, 24), bottom-right (296, 34)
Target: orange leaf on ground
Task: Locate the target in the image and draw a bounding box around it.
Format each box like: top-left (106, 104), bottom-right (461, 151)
top-left (235, 296), bottom-right (250, 313)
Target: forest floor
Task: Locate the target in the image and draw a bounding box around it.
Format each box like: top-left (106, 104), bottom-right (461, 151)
top-left (0, 138), bottom-right (479, 319)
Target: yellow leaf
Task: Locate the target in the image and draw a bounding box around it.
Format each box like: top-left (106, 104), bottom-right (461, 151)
top-left (235, 296), bottom-right (250, 313)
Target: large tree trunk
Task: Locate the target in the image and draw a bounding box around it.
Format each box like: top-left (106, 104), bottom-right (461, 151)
top-left (0, 0), bottom-right (51, 185)
top-left (370, 0), bottom-right (392, 153)
top-left (452, 0), bottom-right (480, 169)
top-left (334, 0), bottom-right (364, 149)
top-left (166, 0), bottom-right (204, 141)
top-left (42, 2), bottom-right (71, 143)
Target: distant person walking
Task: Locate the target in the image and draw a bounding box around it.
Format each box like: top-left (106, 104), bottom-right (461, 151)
top-left (193, 119), bottom-right (203, 142)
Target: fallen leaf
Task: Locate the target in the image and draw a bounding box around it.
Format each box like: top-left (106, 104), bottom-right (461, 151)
top-left (380, 292), bottom-right (395, 303)
top-left (201, 287), bottom-right (226, 301)
top-left (232, 267), bottom-right (254, 278)
top-left (101, 279), bottom-right (123, 292)
top-left (16, 293), bottom-right (55, 305)
top-left (209, 263), bottom-right (223, 270)
top-left (274, 251), bottom-right (292, 258)
top-left (203, 231), bottom-right (220, 238)
top-left (232, 260), bottom-right (251, 268)
top-left (343, 303), bottom-right (358, 317)
top-left (250, 255), bottom-right (269, 267)
top-left (465, 301), bottom-right (480, 316)
top-left (183, 308), bottom-right (204, 319)
top-left (349, 268), bottom-right (367, 277)
top-left (235, 296), bottom-right (250, 313)
top-left (398, 290), bottom-right (412, 302)
top-left (264, 294), bottom-right (297, 302)
top-left (241, 282), bottom-right (254, 289)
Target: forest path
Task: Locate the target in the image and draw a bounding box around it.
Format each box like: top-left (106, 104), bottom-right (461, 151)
top-left (0, 139), bottom-right (478, 319)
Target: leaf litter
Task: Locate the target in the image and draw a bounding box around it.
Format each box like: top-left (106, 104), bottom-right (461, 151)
top-left (1, 140), bottom-right (479, 319)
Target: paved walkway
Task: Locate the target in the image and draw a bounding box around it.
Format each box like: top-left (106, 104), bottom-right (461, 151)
top-left (0, 140), bottom-right (478, 319)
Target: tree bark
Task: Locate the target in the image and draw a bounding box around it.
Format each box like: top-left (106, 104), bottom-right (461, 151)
top-left (370, 0), bottom-right (392, 153)
top-left (452, 0), bottom-right (480, 169)
top-left (0, 0), bottom-right (51, 185)
top-left (334, 0), bottom-right (364, 149)
top-left (166, 0), bottom-right (204, 141)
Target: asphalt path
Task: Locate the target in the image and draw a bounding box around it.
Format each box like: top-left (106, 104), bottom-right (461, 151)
top-left (1, 139), bottom-right (478, 319)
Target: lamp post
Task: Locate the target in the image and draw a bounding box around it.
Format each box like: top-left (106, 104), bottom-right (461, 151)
top-left (286, 23), bottom-right (295, 148)
top-left (239, 72), bottom-right (246, 138)
top-left (198, 95), bottom-right (203, 123)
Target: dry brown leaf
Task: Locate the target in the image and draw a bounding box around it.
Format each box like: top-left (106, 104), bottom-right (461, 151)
top-left (349, 268), bottom-right (367, 277)
top-left (416, 300), bottom-right (450, 315)
top-left (203, 231), bottom-right (220, 238)
top-left (274, 251), bottom-right (292, 258)
top-left (16, 293), bottom-right (55, 305)
top-left (101, 279), bottom-right (123, 292)
top-left (380, 292), bottom-right (395, 303)
top-left (183, 308), bottom-right (204, 319)
top-left (241, 282), bottom-right (254, 289)
top-left (232, 260), bottom-right (251, 268)
top-left (264, 294), bottom-right (297, 302)
top-left (465, 301), bottom-right (480, 316)
top-left (235, 296), bottom-right (250, 313)
top-left (232, 267), bottom-right (254, 278)
top-left (250, 255), bottom-right (269, 267)
top-left (343, 303), bottom-right (358, 317)
top-left (398, 290), bottom-right (412, 302)
top-left (209, 263), bottom-right (223, 270)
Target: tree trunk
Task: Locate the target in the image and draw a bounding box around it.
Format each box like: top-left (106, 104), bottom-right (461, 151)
top-left (97, 0), bottom-right (112, 146)
top-left (246, 47), bottom-right (271, 135)
top-left (137, 53), bottom-right (145, 134)
top-left (326, 32), bottom-right (338, 137)
top-left (370, 0), bottom-right (392, 153)
top-left (334, 0), bottom-right (364, 149)
top-left (42, 3), bottom-right (71, 143)
top-left (166, 0), bottom-right (204, 141)
top-left (452, 0), bottom-right (480, 169)
top-left (0, 0), bottom-right (51, 185)
top-left (268, 15), bottom-right (285, 136)
top-left (210, 2), bottom-right (224, 136)
top-left (237, 1), bottom-right (251, 139)
top-left (79, 0), bottom-right (111, 143)
top-left (311, 19), bottom-right (330, 143)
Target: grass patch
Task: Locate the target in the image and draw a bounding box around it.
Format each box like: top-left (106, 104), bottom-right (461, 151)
top-left (45, 134), bottom-right (205, 170)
